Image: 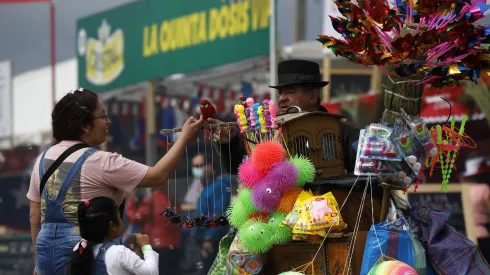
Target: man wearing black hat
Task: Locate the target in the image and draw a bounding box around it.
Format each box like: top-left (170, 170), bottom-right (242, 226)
top-left (209, 59), bottom-right (359, 174)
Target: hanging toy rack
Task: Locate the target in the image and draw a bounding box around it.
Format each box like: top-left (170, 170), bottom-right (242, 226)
top-left (159, 122), bottom-right (238, 134)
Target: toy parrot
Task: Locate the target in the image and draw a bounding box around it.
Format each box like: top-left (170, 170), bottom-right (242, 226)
top-left (200, 99), bottom-right (216, 121)
top-left (239, 96), bottom-right (248, 108)
top-left (200, 99), bottom-right (217, 139)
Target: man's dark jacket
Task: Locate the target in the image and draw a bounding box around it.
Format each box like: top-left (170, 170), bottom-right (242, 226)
top-left (217, 106), bottom-right (360, 174)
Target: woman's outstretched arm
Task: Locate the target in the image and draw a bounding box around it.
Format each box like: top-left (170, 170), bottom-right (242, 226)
top-left (138, 116), bottom-right (203, 188)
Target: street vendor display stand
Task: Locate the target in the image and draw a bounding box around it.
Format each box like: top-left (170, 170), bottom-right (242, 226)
top-left (259, 110), bottom-right (390, 274)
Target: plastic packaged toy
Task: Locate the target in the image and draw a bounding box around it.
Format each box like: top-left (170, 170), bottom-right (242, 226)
top-left (380, 160), bottom-right (419, 188)
top-left (355, 130), bottom-right (398, 176)
top-left (283, 191), bottom-right (346, 242)
top-left (400, 109), bottom-right (438, 158)
top-left (359, 124), bottom-right (402, 161)
top-left (391, 119), bottom-right (428, 174)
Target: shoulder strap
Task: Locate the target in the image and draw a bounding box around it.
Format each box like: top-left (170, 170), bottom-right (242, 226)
top-left (40, 143), bottom-right (89, 195)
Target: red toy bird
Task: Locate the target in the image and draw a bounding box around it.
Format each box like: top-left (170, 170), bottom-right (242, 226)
top-left (238, 96), bottom-right (248, 108)
top-left (200, 99), bottom-right (216, 121)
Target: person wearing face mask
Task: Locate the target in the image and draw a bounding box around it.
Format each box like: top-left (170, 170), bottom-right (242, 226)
top-left (186, 153), bottom-right (231, 275)
top-left (179, 154), bottom-right (209, 273)
top-left (182, 154), bottom-right (208, 211)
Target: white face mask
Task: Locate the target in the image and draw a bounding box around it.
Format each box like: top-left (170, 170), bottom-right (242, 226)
top-left (192, 167), bottom-right (204, 178)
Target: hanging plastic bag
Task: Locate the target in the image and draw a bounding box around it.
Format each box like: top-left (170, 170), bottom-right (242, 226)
top-left (360, 222), bottom-right (415, 275)
top-left (411, 236), bottom-right (428, 275)
top-left (408, 206), bottom-right (490, 275)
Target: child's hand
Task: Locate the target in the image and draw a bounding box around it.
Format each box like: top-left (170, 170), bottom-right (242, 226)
top-left (134, 233), bottom-right (150, 247)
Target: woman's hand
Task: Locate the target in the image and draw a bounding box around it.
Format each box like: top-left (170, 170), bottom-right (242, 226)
top-left (181, 116), bottom-right (203, 143)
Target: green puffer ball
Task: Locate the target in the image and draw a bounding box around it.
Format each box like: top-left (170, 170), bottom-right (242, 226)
top-left (227, 201), bottom-right (253, 228)
top-left (268, 212), bottom-right (292, 244)
top-left (238, 188), bottom-right (257, 214)
top-left (238, 219), bottom-right (273, 254)
top-left (290, 155), bottom-right (316, 188)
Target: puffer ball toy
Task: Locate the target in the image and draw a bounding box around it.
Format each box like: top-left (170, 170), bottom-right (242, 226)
top-left (251, 179), bottom-right (283, 212)
top-left (251, 141), bottom-right (286, 173)
top-left (277, 188), bottom-right (302, 214)
top-left (238, 159), bottom-right (265, 188)
top-left (228, 200), bottom-right (253, 228)
top-left (290, 155), bottom-right (316, 188)
top-left (264, 161), bottom-right (298, 193)
top-left (239, 219), bottom-right (273, 254)
top-left (367, 261), bottom-right (418, 275)
top-left (268, 211), bottom-right (292, 244)
top-left (238, 188), bottom-right (257, 214)
top-left (247, 212), bottom-right (270, 222)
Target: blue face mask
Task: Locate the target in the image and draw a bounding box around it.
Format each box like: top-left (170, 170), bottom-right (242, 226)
top-left (192, 167), bottom-right (204, 178)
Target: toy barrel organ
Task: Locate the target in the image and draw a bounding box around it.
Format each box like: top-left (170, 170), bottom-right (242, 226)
top-left (276, 110), bottom-right (346, 180)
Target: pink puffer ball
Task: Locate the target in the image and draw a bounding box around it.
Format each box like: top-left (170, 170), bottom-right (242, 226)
top-left (238, 159), bottom-right (265, 188)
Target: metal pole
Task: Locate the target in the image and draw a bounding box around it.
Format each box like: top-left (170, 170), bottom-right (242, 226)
top-left (269, 0), bottom-right (277, 102)
top-left (50, 0), bottom-right (56, 108)
top-left (145, 81), bottom-right (157, 166)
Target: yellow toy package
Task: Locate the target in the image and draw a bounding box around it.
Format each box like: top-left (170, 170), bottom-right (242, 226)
top-left (283, 191), bottom-right (347, 243)
top-left (282, 190), bottom-right (312, 228)
top-left (303, 192), bottom-right (347, 232)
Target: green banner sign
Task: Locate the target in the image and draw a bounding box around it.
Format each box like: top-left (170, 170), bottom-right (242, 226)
top-left (76, 0), bottom-right (270, 93)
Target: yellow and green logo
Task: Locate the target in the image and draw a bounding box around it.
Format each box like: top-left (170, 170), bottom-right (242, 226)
top-left (78, 20), bottom-right (124, 86)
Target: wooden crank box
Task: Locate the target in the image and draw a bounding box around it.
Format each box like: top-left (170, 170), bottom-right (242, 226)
top-left (276, 110), bottom-right (347, 180)
top-left (257, 109), bottom-right (388, 274)
top-left (274, 109), bottom-right (387, 232)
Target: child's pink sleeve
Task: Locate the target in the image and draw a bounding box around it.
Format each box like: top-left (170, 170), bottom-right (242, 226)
top-left (101, 152), bottom-right (149, 194)
top-left (26, 156), bottom-right (41, 203)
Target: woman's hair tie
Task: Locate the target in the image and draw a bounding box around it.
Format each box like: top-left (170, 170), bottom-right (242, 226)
top-left (83, 200), bottom-right (90, 207)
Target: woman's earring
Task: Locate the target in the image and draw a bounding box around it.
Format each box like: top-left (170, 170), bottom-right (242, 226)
top-left (85, 131), bottom-right (89, 136)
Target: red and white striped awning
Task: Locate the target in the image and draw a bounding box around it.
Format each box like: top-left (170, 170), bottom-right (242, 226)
top-left (420, 85), bottom-right (485, 124)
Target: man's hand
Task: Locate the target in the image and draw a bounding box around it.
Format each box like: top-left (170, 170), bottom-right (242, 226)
top-left (208, 118), bottom-right (237, 144)
top-left (33, 267), bottom-right (37, 275)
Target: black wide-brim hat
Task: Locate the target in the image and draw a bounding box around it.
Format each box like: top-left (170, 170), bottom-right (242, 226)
top-left (269, 59), bottom-right (329, 89)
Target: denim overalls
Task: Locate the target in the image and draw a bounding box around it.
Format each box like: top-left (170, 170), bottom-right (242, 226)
top-left (35, 147), bottom-right (98, 275)
top-left (92, 239), bottom-right (122, 275)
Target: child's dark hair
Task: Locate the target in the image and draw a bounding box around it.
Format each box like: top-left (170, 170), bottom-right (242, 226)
top-left (52, 88), bottom-right (99, 142)
top-left (69, 197), bottom-right (120, 275)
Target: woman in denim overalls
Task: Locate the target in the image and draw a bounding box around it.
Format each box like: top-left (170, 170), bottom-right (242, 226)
top-left (28, 89), bottom-right (203, 274)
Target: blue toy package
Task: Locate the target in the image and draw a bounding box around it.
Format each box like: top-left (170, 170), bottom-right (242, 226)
top-left (400, 109), bottom-right (438, 158)
top-left (391, 119), bottom-right (428, 174)
top-left (359, 124), bottom-right (402, 162)
top-left (354, 129), bottom-right (394, 176)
